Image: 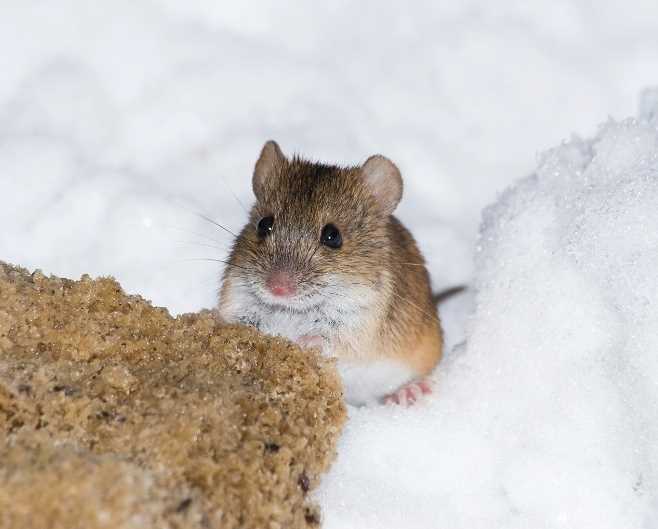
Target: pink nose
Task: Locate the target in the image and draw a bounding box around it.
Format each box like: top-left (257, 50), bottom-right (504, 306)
top-left (266, 271), bottom-right (297, 297)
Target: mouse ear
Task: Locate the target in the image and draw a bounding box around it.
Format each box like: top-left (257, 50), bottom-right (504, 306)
top-left (253, 140), bottom-right (286, 200)
top-left (360, 155), bottom-right (403, 215)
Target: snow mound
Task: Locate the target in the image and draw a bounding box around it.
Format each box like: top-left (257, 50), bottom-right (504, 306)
top-left (316, 95), bottom-right (658, 528)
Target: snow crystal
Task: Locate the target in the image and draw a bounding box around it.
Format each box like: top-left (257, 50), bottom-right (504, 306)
top-left (315, 102), bottom-right (658, 529)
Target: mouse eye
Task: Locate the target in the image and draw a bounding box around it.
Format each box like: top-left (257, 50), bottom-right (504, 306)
top-left (320, 223), bottom-right (342, 249)
top-left (257, 216), bottom-right (274, 238)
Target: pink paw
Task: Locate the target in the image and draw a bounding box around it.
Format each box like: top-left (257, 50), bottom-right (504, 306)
top-left (295, 334), bottom-right (324, 350)
top-left (383, 379), bottom-right (432, 406)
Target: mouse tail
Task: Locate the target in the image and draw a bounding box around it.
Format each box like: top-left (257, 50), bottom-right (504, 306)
top-left (432, 285), bottom-right (467, 305)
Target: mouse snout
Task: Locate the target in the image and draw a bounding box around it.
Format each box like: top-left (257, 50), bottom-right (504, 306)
top-left (265, 270), bottom-right (297, 298)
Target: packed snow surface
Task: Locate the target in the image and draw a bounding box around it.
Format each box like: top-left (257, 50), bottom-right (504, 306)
top-left (316, 99), bottom-right (658, 528)
top-left (2, 2), bottom-right (658, 528)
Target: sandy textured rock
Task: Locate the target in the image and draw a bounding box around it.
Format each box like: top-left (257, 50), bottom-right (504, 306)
top-left (0, 262), bottom-right (346, 529)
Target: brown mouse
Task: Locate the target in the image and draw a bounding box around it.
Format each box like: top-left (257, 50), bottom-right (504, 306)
top-left (218, 140), bottom-right (443, 406)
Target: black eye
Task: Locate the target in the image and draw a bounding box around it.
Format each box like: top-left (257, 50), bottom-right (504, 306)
top-left (320, 223), bottom-right (342, 249)
top-left (257, 216), bottom-right (274, 238)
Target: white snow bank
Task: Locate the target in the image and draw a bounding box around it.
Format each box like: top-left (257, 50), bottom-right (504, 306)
top-left (315, 93), bottom-right (658, 528)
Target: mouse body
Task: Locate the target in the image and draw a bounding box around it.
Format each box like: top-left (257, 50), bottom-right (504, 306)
top-left (218, 141), bottom-right (442, 406)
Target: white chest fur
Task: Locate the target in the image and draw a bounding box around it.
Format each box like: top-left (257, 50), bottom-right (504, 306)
top-left (219, 275), bottom-right (411, 405)
top-left (220, 275), bottom-right (376, 343)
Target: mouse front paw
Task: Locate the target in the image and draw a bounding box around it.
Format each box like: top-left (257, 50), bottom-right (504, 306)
top-left (383, 379), bottom-right (432, 407)
top-left (295, 334), bottom-right (325, 351)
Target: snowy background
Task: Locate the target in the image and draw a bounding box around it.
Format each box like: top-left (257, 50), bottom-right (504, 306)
top-left (2, 2), bottom-right (658, 528)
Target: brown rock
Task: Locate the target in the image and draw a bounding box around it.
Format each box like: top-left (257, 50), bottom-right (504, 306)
top-left (0, 262), bottom-right (345, 529)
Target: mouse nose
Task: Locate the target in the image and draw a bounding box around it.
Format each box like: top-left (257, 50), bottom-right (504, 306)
top-left (265, 271), bottom-right (297, 297)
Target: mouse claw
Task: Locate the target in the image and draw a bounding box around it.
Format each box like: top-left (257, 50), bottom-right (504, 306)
top-left (383, 379), bottom-right (433, 407)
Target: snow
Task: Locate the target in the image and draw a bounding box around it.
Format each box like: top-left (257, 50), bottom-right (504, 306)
top-left (317, 101), bottom-right (658, 528)
top-left (2, 2), bottom-right (658, 527)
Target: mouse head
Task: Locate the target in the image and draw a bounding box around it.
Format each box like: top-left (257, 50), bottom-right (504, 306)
top-left (227, 140), bottom-right (403, 311)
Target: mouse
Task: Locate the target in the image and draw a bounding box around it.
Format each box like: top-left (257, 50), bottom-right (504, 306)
top-left (218, 140), bottom-right (443, 407)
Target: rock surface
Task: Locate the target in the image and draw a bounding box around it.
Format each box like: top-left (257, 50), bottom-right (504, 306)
top-left (0, 262), bottom-right (345, 529)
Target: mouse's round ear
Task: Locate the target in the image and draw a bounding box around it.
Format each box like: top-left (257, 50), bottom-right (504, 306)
top-left (360, 155), bottom-right (403, 215)
top-left (253, 140), bottom-right (286, 200)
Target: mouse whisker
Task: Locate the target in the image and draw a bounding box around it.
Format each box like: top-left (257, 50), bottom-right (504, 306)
top-left (322, 290), bottom-right (366, 308)
top-left (174, 241), bottom-right (232, 253)
top-left (386, 289), bottom-right (438, 322)
top-left (304, 243), bottom-right (320, 267)
top-left (217, 172), bottom-right (249, 214)
top-left (310, 282), bottom-right (368, 306)
top-left (196, 212), bottom-right (238, 238)
top-left (328, 279), bottom-right (437, 321)
top-left (181, 257), bottom-right (253, 273)
top-left (160, 225), bottom-right (228, 247)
